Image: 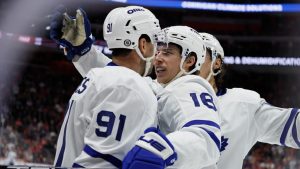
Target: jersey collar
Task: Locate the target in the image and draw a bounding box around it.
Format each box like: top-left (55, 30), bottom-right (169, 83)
top-left (216, 88), bottom-right (227, 96)
top-left (106, 62), bottom-right (119, 66)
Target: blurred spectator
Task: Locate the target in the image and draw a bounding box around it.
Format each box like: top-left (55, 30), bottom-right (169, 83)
top-left (0, 60), bottom-right (80, 164)
top-left (4, 143), bottom-right (16, 165)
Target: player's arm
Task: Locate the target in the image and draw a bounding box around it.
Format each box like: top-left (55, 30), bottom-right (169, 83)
top-left (50, 7), bottom-right (111, 77)
top-left (122, 83), bottom-right (221, 169)
top-left (71, 72), bottom-right (157, 168)
top-left (254, 98), bottom-right (300, 148)
top-left (162, 85), bottom-right (221, 168)
top-left (73, 45), bottom-right (111, 77)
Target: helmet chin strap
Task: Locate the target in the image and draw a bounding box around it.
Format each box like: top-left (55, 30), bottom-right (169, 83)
top-left (143, 57), bottom-right (154, 76)
top-left (206, 59), bottom-right (222, 81)
top-left (160, 56), bottom-right (195, 87)
top-left (134, 46), bottom-right (156, 77)
top-left (160, 70), bottom-right (185, 88)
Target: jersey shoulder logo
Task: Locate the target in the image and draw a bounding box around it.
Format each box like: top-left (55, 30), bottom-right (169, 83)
top-left (221, 136), bottom-right (229, 152)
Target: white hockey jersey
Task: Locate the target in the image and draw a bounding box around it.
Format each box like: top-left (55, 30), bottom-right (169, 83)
top-left (71, 46), bottom-right (222, 168)
top-left (216, 88), bottom-right (300, 169)
top-left (157, 75), bottom-right (221, 169)
top-left (54, 65), bottom-right (158, 168)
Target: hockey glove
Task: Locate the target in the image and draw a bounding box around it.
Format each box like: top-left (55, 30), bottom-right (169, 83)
top-left (50, 7), bottom-right (94, 60)
top-left (122, 127), bottom-right (177, 169)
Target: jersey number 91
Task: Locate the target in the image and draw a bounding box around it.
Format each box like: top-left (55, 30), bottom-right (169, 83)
top-left (95, 110), bottom-right (127, 141)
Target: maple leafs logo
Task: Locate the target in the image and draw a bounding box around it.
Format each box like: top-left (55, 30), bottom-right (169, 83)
top-left (221, 136), bottom-right (229, 152)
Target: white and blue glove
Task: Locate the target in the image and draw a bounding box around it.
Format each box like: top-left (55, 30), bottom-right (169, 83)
top-left (50, 6), bottom-right (94, 60)
top-left (122, 127), bottom-right (177, 169)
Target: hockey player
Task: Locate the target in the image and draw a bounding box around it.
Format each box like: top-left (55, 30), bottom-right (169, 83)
top-left (122, 26), bottom-right (221, 169)
top-left (51, 7), bottom-right (222, 167)
top-left (50, 6), bottom-right (165, 168)
top-left (199, 32), bottom-right (300, 169)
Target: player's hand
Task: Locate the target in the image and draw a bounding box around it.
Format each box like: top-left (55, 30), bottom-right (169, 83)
top-left (50, 7), bottom-right (94, 60)
top-left (122, 127), bottom-right (177, 169)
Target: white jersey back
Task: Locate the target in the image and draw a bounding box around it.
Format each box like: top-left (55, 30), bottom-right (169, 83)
top-left (217, 88), bottom-right (300, 169)
top-left (157, 75), bottom-right (221, 169)
top-left (54, 65), bottom-right (158, 168)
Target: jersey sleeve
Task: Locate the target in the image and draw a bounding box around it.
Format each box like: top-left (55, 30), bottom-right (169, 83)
top-left (71, 70), bottom-right (157, 168)
top-left (254, 99), bottom-right (300, 149)
top-left (158, 83), bottom-right (221, 168)
top-left (73, 45), bottom-right (111, 77)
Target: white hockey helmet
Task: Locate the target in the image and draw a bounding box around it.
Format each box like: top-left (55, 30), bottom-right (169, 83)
top-left (160, 26), bottom-right (206, 75)
top-left (200, 32), bottom-right (224, 78)
top-left (200, 32), bottom-right (224, 60)
top-left (103, 6), bottom-right (161, 76)
top-left (103, 6), bottom-right (160, 49)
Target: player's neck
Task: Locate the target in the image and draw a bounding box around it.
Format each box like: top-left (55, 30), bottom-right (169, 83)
top-left (112, 55), bottom-right (142, 75)
top-left (209, 77), bottom-right (218, 93)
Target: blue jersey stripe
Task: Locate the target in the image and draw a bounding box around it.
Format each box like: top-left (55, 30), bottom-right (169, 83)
top-left (199, 127), bottom-right (221, 151)
top-left (83, 145), bottom-right (122, 169)
top-left (280, 108), bottom-right (298, 146)
top-left (292, 111), bottom-right (300, 147)
top-left (55, 100), bottom-right (74, 167)
top-left (72, 163), bottom-right (84, 168)
top-left (182, 120), bottom-right (220, 129)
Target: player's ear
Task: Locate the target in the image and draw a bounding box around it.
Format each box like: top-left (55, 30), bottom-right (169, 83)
top-left (138, 35), bottom-right (152, 56)
top-left (138, 38), bottom-right (147, 56)
top-left (184, 52), bottom-right (196, 71)
top-left (213, 57), bottom-right (222, 70)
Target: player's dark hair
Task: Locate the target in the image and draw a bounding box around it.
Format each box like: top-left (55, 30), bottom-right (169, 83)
top-left (157, 42), bottom-right (182, 54)
top-left (214, 55), bottom-right (226, 90)
top-left (111, 34), bottom-right (151, 57)
top-left (168, 43), bottom-right (200, 75)
top-left (140, 34), bottom-right (151, 43)
top-left (166, 42), bottom-right (182, 54)
top-left (111, 48), bottom-right (132, 56)
top-left (206, 47), bottom-right (226, 90)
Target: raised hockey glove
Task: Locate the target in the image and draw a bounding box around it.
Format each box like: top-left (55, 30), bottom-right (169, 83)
top-left (122, 127), bottom-right (177, 169)
top-left (50, 7), bottom-right (94, 60)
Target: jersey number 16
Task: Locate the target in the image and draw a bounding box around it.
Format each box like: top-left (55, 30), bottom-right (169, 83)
top-left (190, 92), bottom-right (217, 111)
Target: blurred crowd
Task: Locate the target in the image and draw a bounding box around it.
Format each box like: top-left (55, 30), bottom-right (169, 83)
top-left (0, 60), bottom-right (299, 168)
top-left (244, 144), bottom-right (300, 169)
top-left (0, 64), bottom-right (80, 164)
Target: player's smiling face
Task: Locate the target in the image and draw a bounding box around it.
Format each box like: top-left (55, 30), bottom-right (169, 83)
top-left (154, 43), bottom-right (181, 84)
